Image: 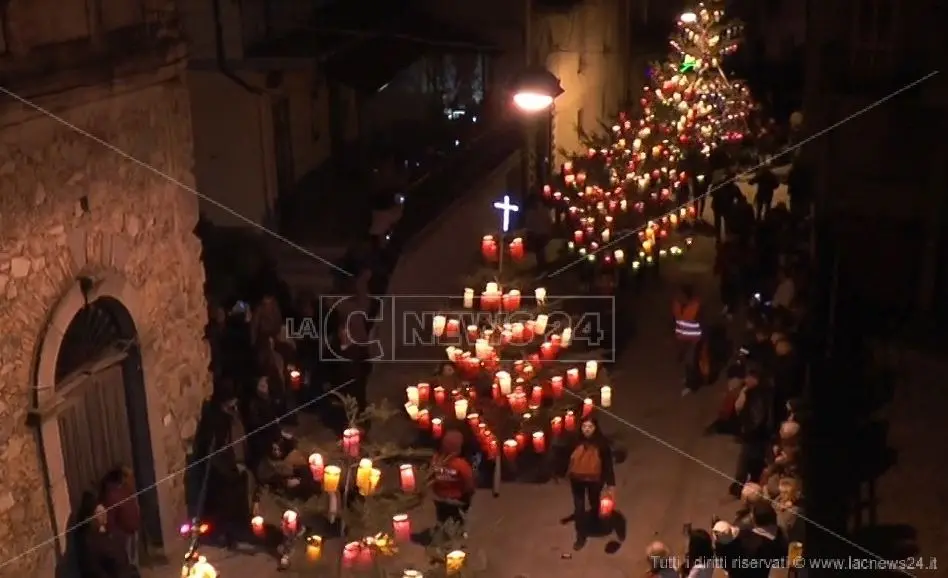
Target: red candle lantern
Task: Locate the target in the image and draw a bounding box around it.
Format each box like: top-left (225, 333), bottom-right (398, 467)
top-left (288, 366), bottom-right (302, 390)
top-left (417, 409), bottom-right (430, 429)
top-left (417, 382), bottom-right (430, 404)
top-left (467, 325), bottom-right (479, 340)
top-left (431, 417), bottom-right (443, 438)
top-left (573, 230), bottom-right (584, 243)
top-left (540, 342), bottom-right (555, 360)
top-left (509, 237), bottom-right (525, 261)
top-left (502, 439), bottom-right (518, 460)
top-left (532, 431), bottom-right (546, 453)
top-left (357, 542), bottom-right (374, 567)
top-left (308, 453), bottom-right (324, 481)
top-left (599, 495), bottom-right (615, 518)
top-left (566, 368), bottom-right (580, 387)
top-left (399, 464), bottom-right (416, 492)
top-left (342, 428), bottom-right (361, 457)
top-left (582, 397), bottom-right (594, 417)
top-left (282, 510), bottom-right (299, 535)
top-left (481, 235), bottom-right (498, 261)
top-left (550, 376), bottom-right (564, 398)
top-left (392, 514), bottom-right (411, 542)
top-left (515, 432), bottom-right (527, 450)
top-left (467, 413), bottom-right (480, 428)
top-left (543, 184), bottom-right (552, 198)
top-left (445, 319), bottom-right (460, 337)
top-left (487, 438), bottom-right (499, 459)
top-left (551, 416), bottom-right (563, 436)
top-left (565, 410), bottom-right (577, 431)
top-left (251, 515), bottom-right (265, 537)
top-left (342, 542), bottom-right (361, 568)
top-left (434, 386), bottom-right (446, 405)
top-left (531, 385), bottom-right (543, 406)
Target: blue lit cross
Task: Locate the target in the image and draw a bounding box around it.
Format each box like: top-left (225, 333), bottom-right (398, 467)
top-left (493, 194), bottom-right (519, 233)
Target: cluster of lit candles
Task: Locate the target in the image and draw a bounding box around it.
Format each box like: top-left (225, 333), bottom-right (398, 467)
top-left (481, 234), bottom-right (526, 262)
top-left (454, 283), bottom-right (547, 311)
top-left (405, 347), bottom-right (613, 462)
top-left (542, 157), bottom-right (697, 270)
top-left (238, 438), bottom-right (473, 572)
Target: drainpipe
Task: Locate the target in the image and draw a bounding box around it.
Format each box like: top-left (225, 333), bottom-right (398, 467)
top-left (212, 0), bottom-right (263, 94)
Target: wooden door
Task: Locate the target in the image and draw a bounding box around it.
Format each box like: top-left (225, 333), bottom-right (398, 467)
top-left (58, 363), bottom-right (134, 510)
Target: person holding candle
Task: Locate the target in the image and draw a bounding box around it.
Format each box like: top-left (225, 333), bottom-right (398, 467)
top-left (430, 430), bottom-right (476, 541)
top-left (561, 417), bottom-right (616, 551)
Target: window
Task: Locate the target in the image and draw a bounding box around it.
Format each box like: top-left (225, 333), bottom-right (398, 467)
top-left (850, 0), bottom-right (897, 72)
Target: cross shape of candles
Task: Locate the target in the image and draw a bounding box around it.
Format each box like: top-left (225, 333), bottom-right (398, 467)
top-left (493, 194), bottom-right (519, 232)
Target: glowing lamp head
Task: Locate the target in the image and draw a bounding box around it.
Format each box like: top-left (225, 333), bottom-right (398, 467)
top-left (680, 11), bottom-right (697, 23)
top-left (513, 91), bottom-right (555, 112)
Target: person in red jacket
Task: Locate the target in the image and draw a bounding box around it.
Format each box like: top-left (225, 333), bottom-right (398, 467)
top-left (101, 466), bottom-right (141, 566)
top-left (430, 430), bottom-right (475, 539)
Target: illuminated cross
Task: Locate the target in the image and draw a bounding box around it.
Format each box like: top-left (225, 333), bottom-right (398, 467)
top-left (493, 194), bottom-right (519, 233)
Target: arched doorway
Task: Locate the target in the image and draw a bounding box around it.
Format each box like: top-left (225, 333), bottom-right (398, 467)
top-left (38, 293), bottom-right (163, 559)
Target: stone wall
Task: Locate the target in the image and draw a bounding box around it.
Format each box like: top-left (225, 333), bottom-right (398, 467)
top-left (0, 77), bottom-right (211, 575)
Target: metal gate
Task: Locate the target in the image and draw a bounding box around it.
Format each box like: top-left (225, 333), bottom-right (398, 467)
top-left (58, 362), bottom-right (134, 511)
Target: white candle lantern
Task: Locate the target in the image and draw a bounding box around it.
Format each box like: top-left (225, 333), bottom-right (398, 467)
top-left (406, 386), bottom-right (419, 405)
top-left (432, 315), bottom-right (447, 337)
top-left (454, 399), bottom-right (469, 420)
top-left (600, 385), bottom-right (612, 407)
top-left (485, 282), bottom-right (499, 293)
top-left (535, 287), bottom-right (547, 305)
top-left (463, 288), bottom-right (474, 308)
top-left (602, 229), bottom-right (611, 242)
top-left (585, 360), bottom-right (598, 380)
top-left (404, 403), bottom-right (420, 420)
top-left (614, 249), bottom-right (625, 264)
top-left (535, 314), bottom-right (548, 334)
top-left (561, 328), bottom-right (573, 346)
top-left (474, 339), bottom-right (490, 359)
top-left (496, 371), bottom-right (512, 395)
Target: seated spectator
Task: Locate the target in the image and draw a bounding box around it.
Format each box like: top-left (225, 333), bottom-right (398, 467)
top-left (734, 482), bottom-right (764, 527)
top-left (774, 477), bottom-right (805, 543)
top-left (683, 528), bottom-right (716, 578)
top-left (720, 502), bottom-right (788, 578)
top-left (255, 442), bottom-right (316, 500)
top-left (645, 541), bottom-right (679, 578)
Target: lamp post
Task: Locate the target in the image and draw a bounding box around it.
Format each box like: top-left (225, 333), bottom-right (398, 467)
top-left (511, 67), bottom-right (563, 205)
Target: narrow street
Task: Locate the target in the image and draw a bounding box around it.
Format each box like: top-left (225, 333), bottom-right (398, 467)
top-left (161, 174), bottom-right (791, 578)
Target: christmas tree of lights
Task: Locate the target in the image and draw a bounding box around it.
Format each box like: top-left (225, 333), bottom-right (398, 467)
top-left (540, 0), bottom-right (755, 278)
top-left (624, 0), bottom-right (754, 193)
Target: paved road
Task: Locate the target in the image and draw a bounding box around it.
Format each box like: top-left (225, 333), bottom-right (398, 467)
top-left (157, 178), bottom-right (788, 577)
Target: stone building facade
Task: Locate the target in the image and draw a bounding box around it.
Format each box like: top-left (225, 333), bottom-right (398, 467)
top-left (0, 4), bottom-right (211, 576)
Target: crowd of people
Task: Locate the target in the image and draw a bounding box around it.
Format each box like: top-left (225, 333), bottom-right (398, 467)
top-left (656, 152), bottom-right (812, 577)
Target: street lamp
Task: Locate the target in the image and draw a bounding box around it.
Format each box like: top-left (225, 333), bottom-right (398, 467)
top-left (511, 67), bottom-right (564, 113)
top-left (511, 66), bottom-right (564, 204)
top-left (679, 11), bottom-right (697, 23)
